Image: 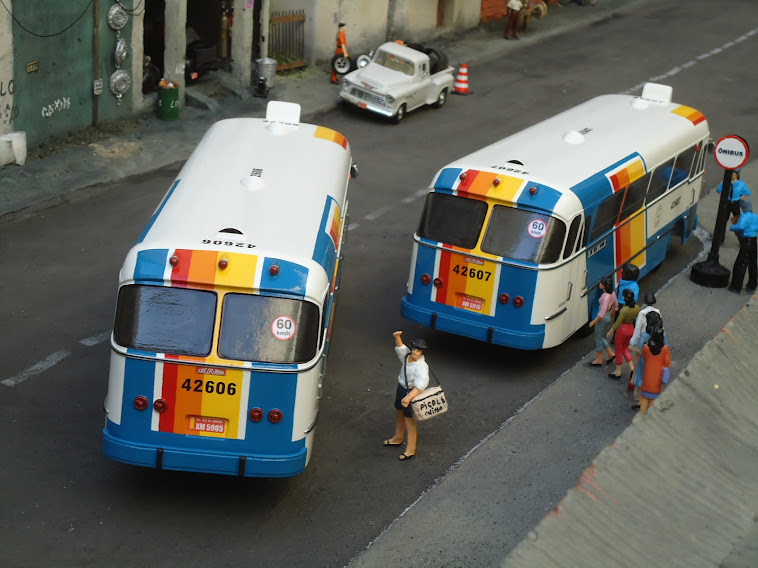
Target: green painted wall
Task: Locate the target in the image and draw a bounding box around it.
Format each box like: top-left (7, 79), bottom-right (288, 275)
top-left (11, 0), bottom-right (134, 148)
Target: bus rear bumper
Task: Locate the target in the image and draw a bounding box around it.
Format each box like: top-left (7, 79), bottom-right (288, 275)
top-left (102, 429), bottom-right (307, 478)
top-left (401, 298), bottom-right (545, 350)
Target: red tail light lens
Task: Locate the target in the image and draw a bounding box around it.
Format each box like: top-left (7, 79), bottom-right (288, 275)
top-left (169, 255), bottom-right (179, 267)
top-left (268, 409), bottom-right (283, 423)
top-left (269, 265), bottom-right (280, 276)
top-left (218, 258), bottom-right (228, 269)
top-left (134, 396), bottom-right (149, 411)
top-left (420, 273), bottom-right (431, 285)
top-left (498, 293), bottom-right (510, 304)
top-left (513, 296), bottom-right (525, 308)
top-left (249, 408), bottom-right (263, 422)
top-left (153, 398), bottom-right (168, 413)
top-left (433, 277), bottom-right (443, 288)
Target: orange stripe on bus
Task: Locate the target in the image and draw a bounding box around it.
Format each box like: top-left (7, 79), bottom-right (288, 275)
top-left (672, 105), bottom-right (706, 126)
top-left (314, 126), bottom-right (348, 149)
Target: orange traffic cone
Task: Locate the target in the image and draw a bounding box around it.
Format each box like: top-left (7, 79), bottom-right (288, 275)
top-left (453, 64), bottom-right (471, 95)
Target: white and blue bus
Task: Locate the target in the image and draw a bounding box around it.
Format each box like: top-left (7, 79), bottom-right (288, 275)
top-left (103, 102), bottom-right (357, 477)
top-left (401, 83), bottom-right (709, 350)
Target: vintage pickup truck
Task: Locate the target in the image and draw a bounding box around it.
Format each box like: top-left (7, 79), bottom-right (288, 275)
top-left (338, 41), bottom-right (455, 124)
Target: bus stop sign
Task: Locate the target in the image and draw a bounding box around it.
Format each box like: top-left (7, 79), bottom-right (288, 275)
top-left (713, 134), bottom-right (749, 170)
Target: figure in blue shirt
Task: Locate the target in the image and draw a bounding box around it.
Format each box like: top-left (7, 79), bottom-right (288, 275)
top-left (717, 170), bottom-right (751, 220)
top-left (728, 199), bottom-right (758, 294)
top-left (617, 263), bottom-right (639, 303)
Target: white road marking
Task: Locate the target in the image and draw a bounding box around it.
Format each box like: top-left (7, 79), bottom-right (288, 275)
top-left (2, 350), bottom-right (72, 387)
top-left (80, 331), bottom-right (111, 347)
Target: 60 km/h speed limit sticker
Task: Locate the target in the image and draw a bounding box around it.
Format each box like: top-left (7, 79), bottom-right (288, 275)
top-left (527, 219), bottom-right (547, 239)
top-left (271, 316), bottom-right (297, 341)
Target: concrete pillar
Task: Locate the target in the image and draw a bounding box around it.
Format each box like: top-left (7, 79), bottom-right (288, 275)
top-left (232, 0), bottom-right (254, 86)
top-left (164, 0), bottom-right (187, 106)
top-left (130, 5), bottom-right (145, 112)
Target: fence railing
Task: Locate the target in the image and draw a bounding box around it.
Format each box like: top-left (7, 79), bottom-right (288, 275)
top-left (269, 10), bottom-right (307, 70)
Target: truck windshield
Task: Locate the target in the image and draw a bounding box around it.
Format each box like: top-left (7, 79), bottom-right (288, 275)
top-left (218, 294), bottom-right (320, 364)
top-left (373, 50), bottom-right (414, 76)
top-left (481, 205), bottom-right (567, 264)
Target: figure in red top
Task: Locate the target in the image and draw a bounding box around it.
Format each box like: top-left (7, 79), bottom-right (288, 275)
top-left (639, 329), bottom-right (671, 414)
top-left (330, 22), bottom-right (350, 84)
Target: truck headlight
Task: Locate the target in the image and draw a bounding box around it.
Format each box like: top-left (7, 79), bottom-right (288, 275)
top-left (386, 94), bottom-right (395, 104)
top-left (342, 78), bottom-right (351, 89)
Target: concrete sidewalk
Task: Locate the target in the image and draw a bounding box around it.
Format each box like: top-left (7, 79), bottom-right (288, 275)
top-left (0, 0), bottom-right (646, 223)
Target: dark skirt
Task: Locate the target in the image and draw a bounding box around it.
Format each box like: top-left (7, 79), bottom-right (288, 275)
top-left (394, 384), bottom-right (414, 418)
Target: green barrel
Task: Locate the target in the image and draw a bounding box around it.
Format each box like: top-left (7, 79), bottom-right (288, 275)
top-left (157, 87), bottom-right (180, 120)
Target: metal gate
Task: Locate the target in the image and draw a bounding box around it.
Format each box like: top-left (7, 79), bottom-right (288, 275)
top-left (269, 10), bottom-right (307, 71)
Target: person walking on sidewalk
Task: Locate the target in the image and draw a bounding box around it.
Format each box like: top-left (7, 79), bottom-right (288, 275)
top-left (504, 0), bottom-right (523, 40)
top-left (607, 288), bottom-right (640, 380)
top-left (588, 275), bottom-right (617, 366)
top-left (383, 331), bottom-right (429, 461)
top-left (639, 329), bottom-right (671, 415)
top-left (728, 199), bottom-right (758, 294)
top-left (629, 291), bottom-right (661, 393)
top-left (630, 311), bottom-right (668, 411)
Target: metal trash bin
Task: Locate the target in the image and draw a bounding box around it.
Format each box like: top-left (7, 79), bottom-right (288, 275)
top-left (254, 57), bottom-right (278, 90)
top-left (157, 86), bottom-right (180, 120)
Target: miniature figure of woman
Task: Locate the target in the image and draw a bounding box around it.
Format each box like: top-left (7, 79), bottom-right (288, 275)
top-left (588, 275), bottom-right (617, 366)
top-left (630, 311), bottom-right (668, 410)
top-left (639, 329), bottom-right (671, 414)
top-left (607, 288), bottom-right (640, 379)
top-left (383, 331), bottom-right (429, 461)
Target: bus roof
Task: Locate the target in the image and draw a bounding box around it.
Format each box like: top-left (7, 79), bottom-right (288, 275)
top-left (438, 87), bottom-right (709, 196)
top-left (130, 113), bottom-right (352, 274)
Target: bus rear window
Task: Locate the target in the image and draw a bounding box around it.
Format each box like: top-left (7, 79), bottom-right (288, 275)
top-left (417, 193), bottom-right (488, 249)
top-left (218, 294), bottom-right (320, 364)
top-left (481, 205), bottom-right (566, 263)
top-left (114, 285), bottom-right (216, 356)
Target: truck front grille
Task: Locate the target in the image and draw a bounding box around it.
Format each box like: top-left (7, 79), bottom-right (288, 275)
top-left (350, 88), bottom-right (386, 107)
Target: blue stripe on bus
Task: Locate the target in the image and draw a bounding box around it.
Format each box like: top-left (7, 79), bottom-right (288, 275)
top-left (260, 257), bottom-right (308, 297)
top-left (135, 179), bottom-right (181, 245)
top-left (434, 168), bottom-right (463, 190)
top-left (515, 182), bottom-right (561, 212)
top-left (312, 197), bottom-right (337, 278)
top-left (134, 249), bottom-right (169, 283)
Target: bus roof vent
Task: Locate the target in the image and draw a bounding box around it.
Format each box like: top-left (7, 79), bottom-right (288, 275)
top-left (562, 130), bottom-right (584, 145)
top-left (265, 101), bottom-right (301, 135)
top-left (240, 175), bottom-right (265, 192)
top-left (640, 82), bottom-right (673, 104)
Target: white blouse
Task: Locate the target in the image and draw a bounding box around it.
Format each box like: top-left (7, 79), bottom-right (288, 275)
top-left (395, 345), bottom-right (430, 391)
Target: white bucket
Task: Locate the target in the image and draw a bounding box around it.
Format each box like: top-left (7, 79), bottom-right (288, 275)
top-left (10, 131), bottom-right (27, 166)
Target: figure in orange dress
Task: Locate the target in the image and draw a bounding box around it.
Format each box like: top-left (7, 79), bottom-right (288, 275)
top-left (331, 23), bottom-right (349, 84)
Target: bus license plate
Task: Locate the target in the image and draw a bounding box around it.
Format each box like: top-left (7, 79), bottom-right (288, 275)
top-left (187, 416), bottom-right (227, 434)
top-left (456, 294), bottom-right (483, 312)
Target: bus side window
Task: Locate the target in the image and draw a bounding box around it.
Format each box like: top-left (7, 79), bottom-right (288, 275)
top-left (562, 214), bottom-right (582, 260)
top-left (693, 140), bottom-right (707, 177)
top-left (589, 190), bottom-right (625, 242)
top-left (619, 173), bottom-right (650, 221)
top-left (647, 157), bottom-right (676, 203)
top-left (581, 215), bottom-right (591, 248)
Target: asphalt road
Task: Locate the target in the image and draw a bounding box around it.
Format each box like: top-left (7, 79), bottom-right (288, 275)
top-left (1, 1), bottom-right (757, 567)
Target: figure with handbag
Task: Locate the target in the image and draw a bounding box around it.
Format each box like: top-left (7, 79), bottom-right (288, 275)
top-left (383, 331), bottom-right (430, 461)
top-left (639, 329), bottom-right (671, 415)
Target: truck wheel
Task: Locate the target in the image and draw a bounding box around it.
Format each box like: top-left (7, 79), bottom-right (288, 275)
top-left (392, 104), bottom-right (406, 124)
top-left (423, 47), bottom-right (449, 75)
top-left (433, 88), bottom-right (448, 109)
top-left (331, 55), bottom-right (354, 75)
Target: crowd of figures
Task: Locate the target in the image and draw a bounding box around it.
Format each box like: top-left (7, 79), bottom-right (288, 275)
top-left (588, 265), bottom-right (669, 413)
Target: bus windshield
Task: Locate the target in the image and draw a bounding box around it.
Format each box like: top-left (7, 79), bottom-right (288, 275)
top-left (114, 285), bottom-right (217, 357)
top-left (481, 205), bottom-right (566, 263)
top-left (418, 193), bottom-right (488, 249)
top-left (218, 294), bottom-right (320, 364)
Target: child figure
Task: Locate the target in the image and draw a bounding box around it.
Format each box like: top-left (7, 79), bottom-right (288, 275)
top-left (639, 329), bottom-right (671, 414)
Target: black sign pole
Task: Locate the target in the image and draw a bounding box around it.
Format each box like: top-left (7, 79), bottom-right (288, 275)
top-left (691, 168), bottom-right (733, 287)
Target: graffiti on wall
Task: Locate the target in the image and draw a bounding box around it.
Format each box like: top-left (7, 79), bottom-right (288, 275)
top-left (41, 96), bottom-right (71, 118)
top-left (0, 78), bottom-right (19, 126)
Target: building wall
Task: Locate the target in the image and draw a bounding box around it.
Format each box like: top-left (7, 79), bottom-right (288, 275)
top-left (0, 3), bottom-right (15, 136)
top-left (481, 0), bottom-right (508, 23)
top-left (9, 1), bottom-right (135, 147)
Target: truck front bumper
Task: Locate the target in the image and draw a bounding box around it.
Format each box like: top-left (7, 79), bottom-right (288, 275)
top-left (338, 90), bottom-right (395, 117)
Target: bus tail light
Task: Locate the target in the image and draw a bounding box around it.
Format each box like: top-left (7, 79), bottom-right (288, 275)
top-left (218, 258), bottom-right (228, 269)
top-left (513, 296), bottom-right (525, 308)
top-left (134, 396), bottom-right (149, 411)
top-left (153, 398), bottom-right (168, 413)
top-left (498, 293), bottom-right (510, 304)
top-left (420, 273), bottom-right (431, 285)
top-left (249, 408), bottom-right (263, 422)
top-left (433, 277), bottom-right (443, 288)
top-left (268, 409), bottom-right (283, 423)
top-left (169, 255), bottom-right (179, 267)
top-left (269, 264), bottom-right (280, 276)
